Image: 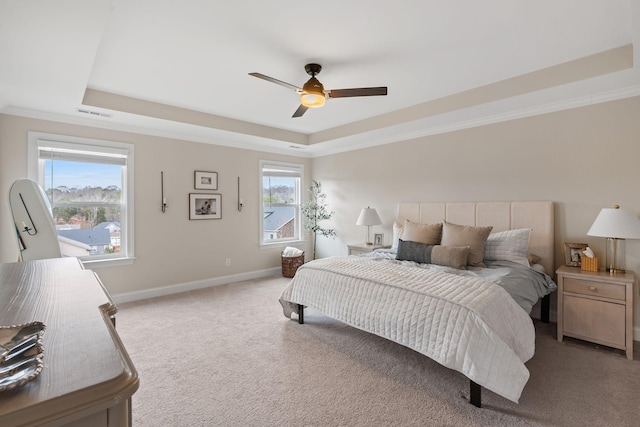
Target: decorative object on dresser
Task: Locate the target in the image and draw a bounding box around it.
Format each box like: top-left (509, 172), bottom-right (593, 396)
top-left (301, 181), bottom-right (336, 260)
top-left (356, 207), bottom-right (382, 245)
top-left (556, 265), bottom-right (634, 360)
top-left (563, 243), bottom-right (588, 267)
top-left (587, 204), bottom-right (640, 273)
top-left (580, 246), bottom-right (599, 272)
top-left (374, 233), bottom-right (384, 246)
top-left (9, 179), bottom-right (62, 262)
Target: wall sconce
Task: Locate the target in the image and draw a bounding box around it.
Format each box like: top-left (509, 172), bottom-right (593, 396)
top-left (160, 171), bottom-right (168, 213)
top-left (237, 177), bottom-right (243, 212)
top-left (587, 204), bottom-right (640, 273)
top-left (356, 207), bottom-right (382, 245)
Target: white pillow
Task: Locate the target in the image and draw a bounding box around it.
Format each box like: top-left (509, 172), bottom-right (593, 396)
top-left (391, 221), bottom-right (404, 250)
top-left (484, 228), bottom-right (531, 266)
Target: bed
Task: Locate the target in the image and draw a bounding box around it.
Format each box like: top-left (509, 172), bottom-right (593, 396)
top-left (279, 201), bottom-right (557, 407)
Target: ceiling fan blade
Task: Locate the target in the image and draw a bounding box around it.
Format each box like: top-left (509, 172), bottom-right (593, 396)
top-left (292, 104), bottom-right (308, 118)
top-left (328, 87), bottom-right (388, 98)
top-left (249, 72), bottom-right (301, 92)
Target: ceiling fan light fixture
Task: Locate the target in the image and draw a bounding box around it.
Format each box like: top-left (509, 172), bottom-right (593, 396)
top-left (301, 77), bottom-right (326, 108)
top-left (300, 92), bottom-right (325, 108)
top-left (249, 63), bottom-right (387, 117)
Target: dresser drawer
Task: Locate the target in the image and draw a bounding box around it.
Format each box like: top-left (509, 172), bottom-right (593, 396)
top-left (563, 277), bottom-right (626, 301)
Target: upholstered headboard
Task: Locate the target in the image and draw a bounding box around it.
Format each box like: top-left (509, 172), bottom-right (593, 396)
top-left (397, 201), bottom-right (555, 275)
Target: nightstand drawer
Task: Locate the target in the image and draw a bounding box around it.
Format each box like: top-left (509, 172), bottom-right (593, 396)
top-left (563, 295), bottom-right (626, 347)
top-left (563, 277), bottom-right (626, 301)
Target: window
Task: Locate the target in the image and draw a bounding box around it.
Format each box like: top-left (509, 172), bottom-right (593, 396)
top-left (259, 160), bottom-right (303, 246)
top-left (28, 132), bottom-right (134, 265)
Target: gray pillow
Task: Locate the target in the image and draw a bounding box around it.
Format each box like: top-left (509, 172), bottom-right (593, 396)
top-left (396, 239), bottom-right (469, 269)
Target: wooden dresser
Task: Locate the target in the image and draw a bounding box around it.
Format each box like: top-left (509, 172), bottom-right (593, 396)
top-left (556, 265), bottom-right (635, 360)
top-left (0, 257), bottom-right (139, 426)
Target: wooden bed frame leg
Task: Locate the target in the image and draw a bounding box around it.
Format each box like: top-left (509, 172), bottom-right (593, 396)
top-left (297, 304), bottom-right (304, 324)
top-left (470, 380), bottom-right (481, 408)
top-left (541, 294), bottom-right (550, 324)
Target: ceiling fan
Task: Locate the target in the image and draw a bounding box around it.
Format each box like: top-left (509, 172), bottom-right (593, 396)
top-left (249, 63), bottom-right (388, 118)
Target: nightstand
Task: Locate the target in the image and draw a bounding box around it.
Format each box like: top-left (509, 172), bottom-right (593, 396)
top-left (556, 265), bottom-right (635, 360)
top-left (347, 244), bottom-right (387, 255)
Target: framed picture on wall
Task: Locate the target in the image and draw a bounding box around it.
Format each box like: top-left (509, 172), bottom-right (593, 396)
top-left (194, 171), bottom-right (218, 190)
top-left (563, 242), bottom-right (588, 267)
top-left (189, 193), bottom-right (221, 220)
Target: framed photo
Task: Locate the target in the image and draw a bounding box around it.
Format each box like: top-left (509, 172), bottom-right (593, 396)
top-left (374, 233), bottom-right (384, 246)
top-left (189, 193), bottom-right (221, 220)
top-left (564, 242), bottom-right (588, 267)
top-left (194, 171), bottom-right (218, 190)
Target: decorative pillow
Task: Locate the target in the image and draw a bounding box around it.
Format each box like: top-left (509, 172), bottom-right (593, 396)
top-left (527, 252), bottom-right (541, 265)
top-left (440, 221), bottom-right (493, 267)
top-left (395, 239), bottom-right (469, 269)
top-left (484, 228), bottom-right (531, 267)
top-left (401, 220), bottom-right (442, 245)
top-left (391, 221), bottom-right (404, 250)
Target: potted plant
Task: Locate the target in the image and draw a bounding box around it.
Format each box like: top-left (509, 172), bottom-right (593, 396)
top-left (301, 180), bottom-right (336, 259)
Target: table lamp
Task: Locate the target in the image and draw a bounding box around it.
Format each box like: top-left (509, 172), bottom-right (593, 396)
top-left (356, 207), bottom-right (382, 245)
top-left (587, 205), bottom-right (640, 274)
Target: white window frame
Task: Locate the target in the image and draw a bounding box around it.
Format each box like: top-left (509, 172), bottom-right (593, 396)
top-left (27, 132), bottom-right (135, 267)
top-left (259, 160), bottom-right (304, 248)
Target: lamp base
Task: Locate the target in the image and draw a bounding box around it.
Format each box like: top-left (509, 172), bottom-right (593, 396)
top-left (605, 237), bottom-right (626, 276)
top-left (365, 242), bottom-right (373, 246)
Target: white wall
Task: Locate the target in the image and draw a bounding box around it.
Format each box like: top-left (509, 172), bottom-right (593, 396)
top-left (2, 96), bottom-right (640, 335)
top-left (312, 96), bottom-right (640, 335)
top-left (0, 114), bottom-right (312, 296)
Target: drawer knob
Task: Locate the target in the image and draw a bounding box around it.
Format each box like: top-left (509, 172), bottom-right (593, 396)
top-left (589, 286), bottom-right (597, 292)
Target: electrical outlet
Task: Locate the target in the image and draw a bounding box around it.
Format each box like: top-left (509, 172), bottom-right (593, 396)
top-left (225, 258), bottom-right (231, 267)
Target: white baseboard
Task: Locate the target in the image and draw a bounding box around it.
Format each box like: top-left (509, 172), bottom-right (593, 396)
top-left (111, 267), bottom-right (282, 304)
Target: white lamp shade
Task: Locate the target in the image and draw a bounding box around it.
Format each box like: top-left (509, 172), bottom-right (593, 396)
top-left (587, 206), bottom-right (640, 239)
top-left (356, 207), bottom-right (382, 226)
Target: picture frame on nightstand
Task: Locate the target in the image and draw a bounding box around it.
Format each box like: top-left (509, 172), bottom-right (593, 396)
top-left (563, 242), bottom-right (588, 267)
top-left (374, 233), bottom-right (384, 246)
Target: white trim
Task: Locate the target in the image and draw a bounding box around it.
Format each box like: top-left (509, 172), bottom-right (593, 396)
top-left (259, 159), bottom-right (304, 246)
top-left (27, 131), bottom-right (135, 262)
top-left (111, 267), bottom-right (281, 304)
top-left (4, 85), bottom-right (640, 159)
top-left (83, 257), bottom-right (136, 268)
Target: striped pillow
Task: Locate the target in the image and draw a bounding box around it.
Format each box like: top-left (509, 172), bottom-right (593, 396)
top-left (484, 228), bottom-right (531, 266)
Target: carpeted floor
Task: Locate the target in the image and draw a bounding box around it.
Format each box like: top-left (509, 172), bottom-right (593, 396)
top-left (116, 275), bottom-right (640, 426)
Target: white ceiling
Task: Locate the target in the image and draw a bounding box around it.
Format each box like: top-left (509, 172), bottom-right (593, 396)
top-left (1, 0), bottom-right (639, 157)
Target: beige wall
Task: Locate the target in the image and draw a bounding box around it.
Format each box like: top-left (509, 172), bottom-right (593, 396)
top-left (312, 96), bottom-right (640, 334)
top-left (0, 114), bottom-right (312, 295)
top-left (2, 96), bottom-right (640, 334)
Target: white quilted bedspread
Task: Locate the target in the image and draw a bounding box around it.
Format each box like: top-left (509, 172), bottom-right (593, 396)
top-left (279, 256), bottom-right (536, 403)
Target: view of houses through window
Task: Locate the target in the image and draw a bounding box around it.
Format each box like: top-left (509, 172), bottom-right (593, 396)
top-left (260, 161), bottom-right (302, 245)
top-left (29, 133), bottom-right (133, 261)
top-left (44, 160), bottom-right (123, 257)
